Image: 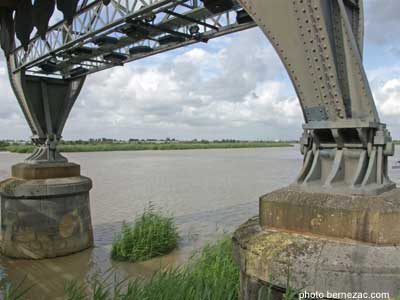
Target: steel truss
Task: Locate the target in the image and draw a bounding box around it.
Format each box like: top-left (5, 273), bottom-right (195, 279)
top-left (11, 0), bottom-right (255, 79)
top-left (2, 0), bottom-right (394, 196)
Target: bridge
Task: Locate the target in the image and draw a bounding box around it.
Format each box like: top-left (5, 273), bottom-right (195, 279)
top-left (4, 0), bottom-right (256, 78)
top-left (1, 0), bottom-right (399, 299)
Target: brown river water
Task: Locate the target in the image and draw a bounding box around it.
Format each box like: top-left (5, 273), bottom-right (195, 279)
top-left (0, 146), bottom-right (399, 300)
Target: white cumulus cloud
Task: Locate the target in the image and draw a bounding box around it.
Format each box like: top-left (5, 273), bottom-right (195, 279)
top-left (0, 3), bottom-right (400, 141)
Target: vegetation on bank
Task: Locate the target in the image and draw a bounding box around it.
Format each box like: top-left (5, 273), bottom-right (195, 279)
top-left (0, 278), bottom-right (31, 300)
top-left (0, 140), bottom-right (293, 153)
top-left (1, 237), bottom-right (300, 300)
top-left (111, 206), bottom-right (179, 262)
top-left (0, 206), bottom-right (300, 300)
top-left (65, 237), bottom-right (240, 300)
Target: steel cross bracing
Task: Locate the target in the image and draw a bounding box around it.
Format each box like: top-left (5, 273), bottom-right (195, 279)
top-left (0, 0), bottom-right (395, 196)
top-left (236, 0), bottom-right (395, 195)
top-left (10, 0), bottom-right (256, 79)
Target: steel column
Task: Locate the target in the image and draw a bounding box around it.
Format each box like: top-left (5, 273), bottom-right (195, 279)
top-left (6, 53), bottom-right (85, 163)
top-left (237, 0), bottom-right (394, 195)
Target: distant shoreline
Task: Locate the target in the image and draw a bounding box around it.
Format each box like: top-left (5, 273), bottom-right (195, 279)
top-left (0, 142), bottom-right (293, 153)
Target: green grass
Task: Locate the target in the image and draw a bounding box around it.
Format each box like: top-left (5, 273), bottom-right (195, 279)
top-left (66, 237), bottom-right (240, 300)
top-left (111, 205), bottom-right (179, 262)
top-left (2, 145), bottom-right (35, 153)
top-left (65, 237), bottom-right (299, 300)
top-left (0, 278), bottom-right (31, 300)
top-left (3, 141), bottom-right (293, 154)
top-left (1, 237), bottom-right (300, 300)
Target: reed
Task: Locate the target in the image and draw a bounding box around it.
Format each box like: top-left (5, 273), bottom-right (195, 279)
top-left (111, 205), bottom-right (179, 262)
top-left (66, 238), bottom-right (300, 300)
top-left (66, 237), bottom-right (240, 300)
top-left (0, 278), bottom-right (31, 300)
top-left (0, 238), bottom-right (300, 300)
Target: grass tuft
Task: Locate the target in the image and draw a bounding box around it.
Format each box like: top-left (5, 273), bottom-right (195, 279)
top-left (0, 278), bottom-right (31, 300)
top-left (67, 237), bottom-right (239, 300)
top-left (111, 205), bottom-right (179, 262)
top-left (1, 237), bottom-right (300, 300)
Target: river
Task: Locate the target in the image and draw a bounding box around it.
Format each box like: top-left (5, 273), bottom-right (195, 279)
top-left (0, 146), bottom-right (399, 299)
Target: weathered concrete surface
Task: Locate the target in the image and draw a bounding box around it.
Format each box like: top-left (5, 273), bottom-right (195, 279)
top-left (260, 187), bottom-right (400, 245)
top-left (240, 270), bottom-right (284, 300)
top-left (0, 163), bottom-right (93, 259)
top-left (12, 162), bottom-right (80, 180)
top-left (233, 217), bottom-right (400, 299)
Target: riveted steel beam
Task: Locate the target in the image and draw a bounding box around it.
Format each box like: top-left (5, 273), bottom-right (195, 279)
top-left (0, 0), bottom-right (395, 192)
top-left (4, 0), bottom-right (254, 78)
top-left (6, 53), bottom-right (85, 163)
top-left (237, 0), bottom-right (375, 123)
top-left (237, 0), bottom-right (394, 195)
top-left (0, 0), bottom-right (255, 163)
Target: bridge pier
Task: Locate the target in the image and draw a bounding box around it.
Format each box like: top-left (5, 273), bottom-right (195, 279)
top-left (233, 0), bottom-right (400, 298)
top-left (0, 56), bottom-right (93, 259)
top-left (0, 163), bottom-right (93, 259)
top-left (233, 188), bottom-right (400, 299)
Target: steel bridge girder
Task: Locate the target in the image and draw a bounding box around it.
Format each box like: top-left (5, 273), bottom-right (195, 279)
top-left (237, 0), bottom-right (378, 124)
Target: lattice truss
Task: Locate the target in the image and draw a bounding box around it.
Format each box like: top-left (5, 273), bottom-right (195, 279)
top-left (7, 0), bottom-right (255, 79)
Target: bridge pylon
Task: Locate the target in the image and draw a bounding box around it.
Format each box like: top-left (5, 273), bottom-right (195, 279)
top-left (233, 0), bottom-right (400, 298)
top-left (0, 0), bottom-right (258, 259)
top-left (0, 54), bottom-right (93, 259)
top-left (0, 1), bottom-right (399, 294)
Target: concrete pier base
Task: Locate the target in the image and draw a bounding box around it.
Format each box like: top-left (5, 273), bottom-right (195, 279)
top-left (233, 187), bottom-right (400, 299)
top-left (0, 162), bottom-right (93, 259)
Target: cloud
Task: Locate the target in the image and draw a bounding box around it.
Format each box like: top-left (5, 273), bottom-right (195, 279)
top-left (376, 79), bottom-right (400, 116)
top-left (364, 0), bottom-right (400, 59)
top-left (0, 59), bottom-right (29, 139)
top-left (63, 28), bottom-right (301, 140)
top-left (0, 4), bottom-right (400, 141)
top-left (365, 0), bottom-right (400, 45)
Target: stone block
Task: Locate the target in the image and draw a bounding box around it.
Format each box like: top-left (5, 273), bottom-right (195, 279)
top-left (233, 217), bottom-right (400, 299)
top-left (260, 187), bottom-right (400, 245)
top-left (12, 162), bottom-right (80, 180)
top-left (0, 162), bottom-right (93, 259)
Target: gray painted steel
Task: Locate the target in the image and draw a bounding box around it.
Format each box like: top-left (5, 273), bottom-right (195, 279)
top-left (1, 0), bottom-right (256, 78)
top-left (6, 54), bottom-right (85, 162)
top-left (0, 0), bottom-right (396, 181)
top-left (237, 0), bottom-right (394, 195)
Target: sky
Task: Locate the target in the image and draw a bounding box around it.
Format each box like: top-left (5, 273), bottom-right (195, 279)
top-left (1, 0), bottom-right (400, 141)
